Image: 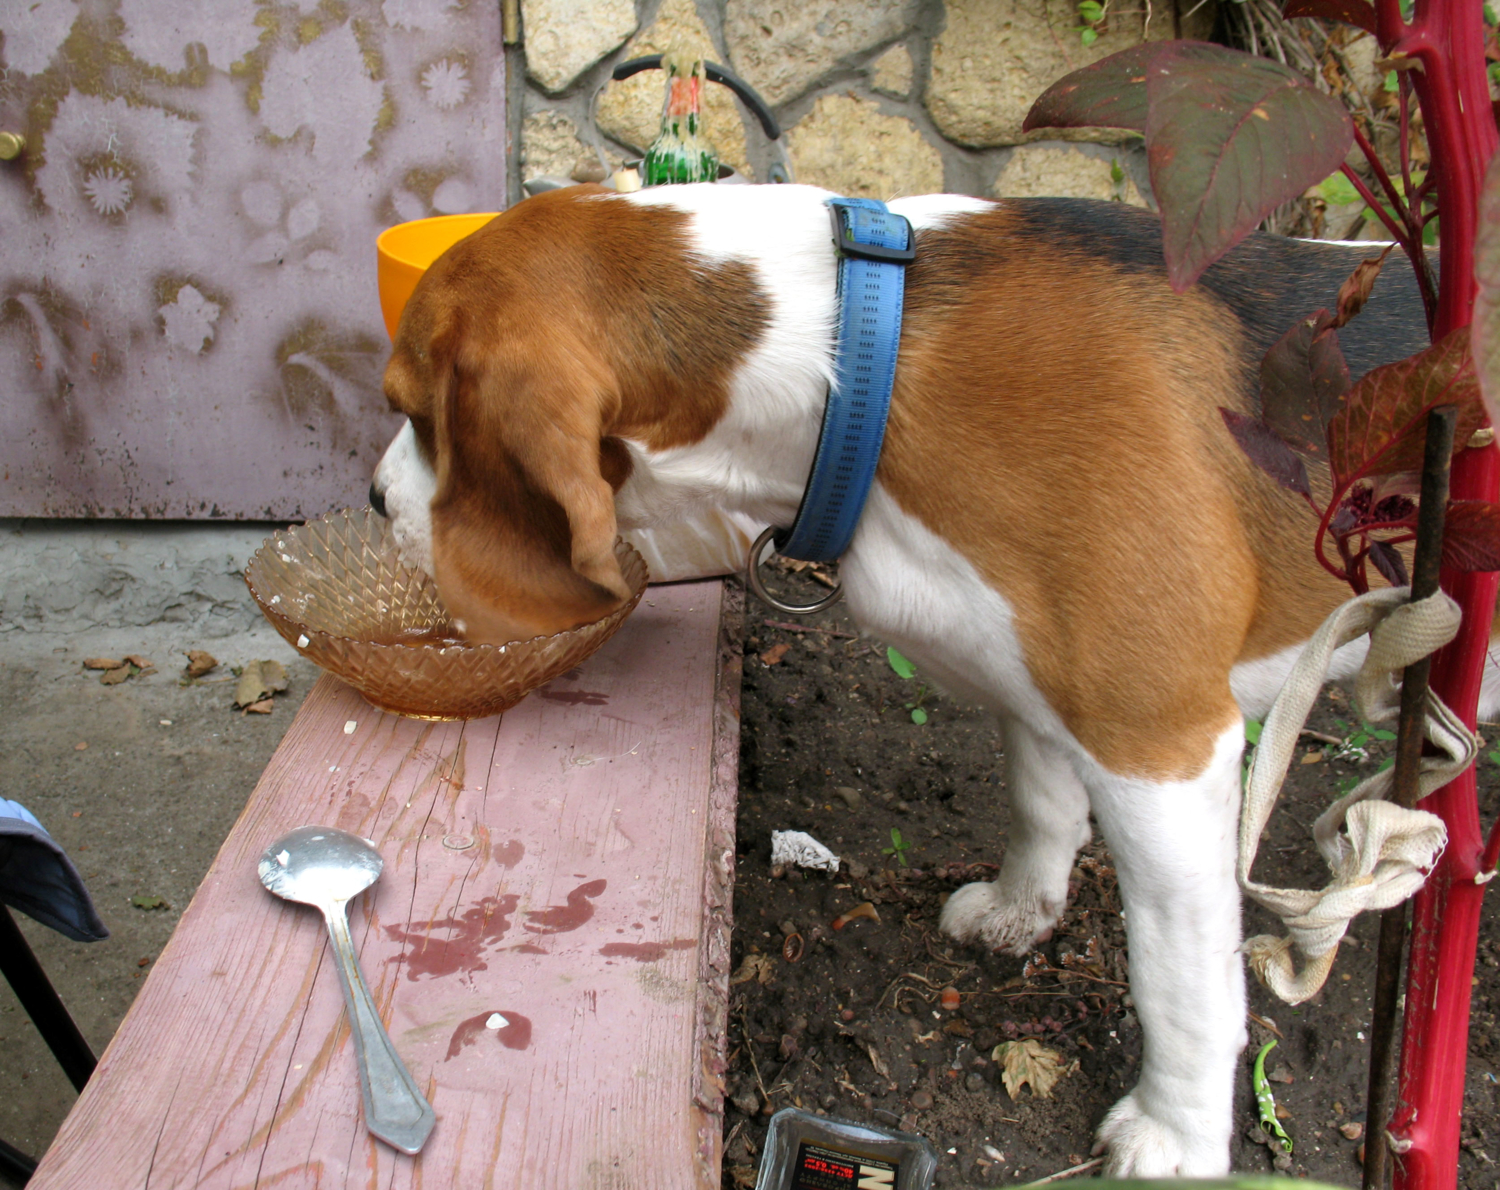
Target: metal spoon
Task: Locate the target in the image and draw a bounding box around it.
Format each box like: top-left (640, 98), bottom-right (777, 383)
top-left (258, 825), bottom-right (435, 1154)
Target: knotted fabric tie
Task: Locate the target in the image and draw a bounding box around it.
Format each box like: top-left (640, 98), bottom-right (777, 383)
top-left (1238, 587), bottom-right (1473, 1004)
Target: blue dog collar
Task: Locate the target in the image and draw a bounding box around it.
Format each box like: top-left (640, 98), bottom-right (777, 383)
top-left (772, 197), bottom-right (913, 564)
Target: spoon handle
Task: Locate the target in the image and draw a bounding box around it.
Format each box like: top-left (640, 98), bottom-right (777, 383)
top-left (323, 901), bottom-right (436, 1154)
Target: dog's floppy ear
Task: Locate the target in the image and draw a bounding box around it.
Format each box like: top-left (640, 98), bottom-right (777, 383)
top-left (429, 340), bottom-right (632, 644)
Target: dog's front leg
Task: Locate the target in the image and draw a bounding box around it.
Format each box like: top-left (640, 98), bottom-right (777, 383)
top-left (1086, 720), bottom-right (1248, 1175)
top-left (940, 719), bottom-right (1091, 954)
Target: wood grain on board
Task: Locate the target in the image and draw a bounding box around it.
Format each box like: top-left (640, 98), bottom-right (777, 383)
top-left (30, 579), bottom-right (740, 1190)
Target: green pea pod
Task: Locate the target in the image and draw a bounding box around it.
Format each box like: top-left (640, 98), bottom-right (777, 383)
top-left (1253, 1040), bottom-right (1294, 1154)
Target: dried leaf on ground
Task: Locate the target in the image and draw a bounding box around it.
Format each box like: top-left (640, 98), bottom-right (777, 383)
top-left (760, 643), bottom-right (791, 666)
top-left (99, 666), bottom-right (133, 686)
top-left (235, 663), bottom-right (270, 708)
top-left (244, 698), bottom-right (275, 715)
top-left (124, 654), bottom-right (153, 670)
top-left (130, 895), bottom-right (168, 911)
top-left (730, 952), bottom-right (777, 986)
top-left (235, 660), bottom-right (288, 707)
top-left (83, 658), bottom-right (123, 671)
top-left (184, 650), bottom-right (218, 678)
top-left (992, 1039), bottom-right (1069, 1099)
top-left (261, 659), bottom-right (289, 693)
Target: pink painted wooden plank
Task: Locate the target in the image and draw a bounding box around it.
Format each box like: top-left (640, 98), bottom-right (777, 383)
top-left (30, 579), bottom-right (739, 1190)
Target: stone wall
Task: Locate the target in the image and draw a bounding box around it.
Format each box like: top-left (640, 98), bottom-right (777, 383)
top-left (513, 0), bottom-right (1217, 206)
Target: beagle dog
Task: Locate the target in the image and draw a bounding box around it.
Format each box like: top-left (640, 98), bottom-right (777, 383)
top-left (371, 183), bottom-right (1494, 1174)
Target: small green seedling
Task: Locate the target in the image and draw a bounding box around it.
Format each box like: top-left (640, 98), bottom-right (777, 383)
top-left (887, 648), bottom-right (929, 724)
top-left (1252, 1040), bottom-right (1293, 1154)
top-left (1075, 0), bottom-right (1105, 43)
top-left (882, 827), bottom-right (912, 867)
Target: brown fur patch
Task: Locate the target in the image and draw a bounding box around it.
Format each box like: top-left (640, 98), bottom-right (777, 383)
top-left (881, 206), bottom-right (1360, 780)
top-left (383, 186), bottom-right (768, 642)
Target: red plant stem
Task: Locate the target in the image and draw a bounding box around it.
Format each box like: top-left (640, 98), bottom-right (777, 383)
top-left (1384, 0), bottom-right (1500, 1187)
top-left (1341, 161), bottom-right (1414, 246)
top-left (1400, 74), bottom-right (1415, 202)
top-left (1354, 121), bottom-right (1413, 222)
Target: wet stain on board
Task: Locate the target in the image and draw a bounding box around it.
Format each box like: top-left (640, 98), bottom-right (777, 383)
top-left (385, 894), bottom-right (520, 981)
top-left (522, 879), bottom-right (606, 934)
top-left (597, 939), bottom-right (696, 962)
top-left (493, 839), bottom-right (525, 868)
top-left (445, 1010), bottom-right (533, 1059)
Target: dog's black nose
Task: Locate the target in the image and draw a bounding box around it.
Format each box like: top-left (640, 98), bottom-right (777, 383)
top-left (369, 482), bottom-right (388, 518)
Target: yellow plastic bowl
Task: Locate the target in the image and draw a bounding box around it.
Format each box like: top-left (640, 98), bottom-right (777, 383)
top-left (376, 212), bottom-right (498, 341)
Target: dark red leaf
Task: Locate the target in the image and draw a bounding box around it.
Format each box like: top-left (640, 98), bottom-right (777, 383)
top-left (1327, 327), bottom-right (1485, 486)
top-left (1442, 501), bottom-right (1500, 572)
top-left (1282, 0), bottom-right (1378, 35)
top-left (1022, 44), bottom-right (1160, 134)
top-left (1332, 245), bottom-right (1395, 329)
top-left (1367, 539), bottom-right (1410, 587)
top-left (1144, 43), bottom-right (1354, 291)
top-left (1260, 311), bottom-right (1350, 455)
top-left (1221, 407), bottom-right (1312, 496)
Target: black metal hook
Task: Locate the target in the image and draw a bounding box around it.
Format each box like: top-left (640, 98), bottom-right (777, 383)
top-left (610, 55), bottom-right (781, 142)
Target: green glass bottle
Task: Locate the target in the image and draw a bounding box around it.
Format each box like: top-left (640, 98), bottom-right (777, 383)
top-left (641, 54), bottom-right (720, 186)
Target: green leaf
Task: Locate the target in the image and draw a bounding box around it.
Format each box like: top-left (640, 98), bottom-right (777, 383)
top-left (1326, 326), bottom-right (1485, 487)
top-left (1486, 748), bottom-right (1500, 767)
top-left (1079, 26), bottom-right (1098, 45)
top-left (1384, 69), bottom-right (1399, 93)
top-left (1369, 727), bottom-right (1397, 741)
top-left (131, 895), bottom-right (167, 911)
top-left (1315, 170), bottom-right (1363, 206)
top-left (911, 707), bottom-right (929, 725)
top-left (887, 647), bottom-right (917, 680)
top-left (1143, 43), bottom-right (1353, 291)
top-left (1078, 0), bottom-right (1105, 19)
top-left (1244, 719), bottom-right (1263, 745)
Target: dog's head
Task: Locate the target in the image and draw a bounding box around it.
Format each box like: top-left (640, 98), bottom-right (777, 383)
top-left (372, 185), bottom-right (770, 644)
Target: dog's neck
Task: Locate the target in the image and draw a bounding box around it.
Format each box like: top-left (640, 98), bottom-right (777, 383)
top-left (610, 185), bottom-right (992, 537)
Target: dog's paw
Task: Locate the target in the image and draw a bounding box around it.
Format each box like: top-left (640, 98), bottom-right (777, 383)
top-left (938, 880), bottom-right (1062, 956)
top-left (1092, 1092), bottom-right (1229, 1176)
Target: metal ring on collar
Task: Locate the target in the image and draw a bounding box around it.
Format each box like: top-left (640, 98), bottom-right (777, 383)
top-left (745, 525), bottom-right (845, 616)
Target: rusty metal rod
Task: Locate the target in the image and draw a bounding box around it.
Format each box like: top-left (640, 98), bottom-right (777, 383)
top-left (1363, 404), bottom-right (1457, 1190)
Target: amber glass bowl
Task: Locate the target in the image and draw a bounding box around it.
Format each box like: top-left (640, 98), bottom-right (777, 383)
top-left (244, 508), bottom-right (648, 720)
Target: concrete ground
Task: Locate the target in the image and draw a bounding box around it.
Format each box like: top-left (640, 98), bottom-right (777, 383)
top-left (0, 519), bottom-right (318, 1179)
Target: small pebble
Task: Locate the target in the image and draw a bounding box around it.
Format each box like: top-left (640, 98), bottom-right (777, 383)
top-left (835, 786), bottom-right (862, 809)
top-left (841, 1008), bottom-right (856, 1022)
top-left (1340, 1122), bottom-right (1364, 1141)
top-left (779, 919), bottom-right (798, 936)
top-left (965, 1072), bottom-right (985, 1093)
top-left (911, 1089), bottom-right (934, 1110)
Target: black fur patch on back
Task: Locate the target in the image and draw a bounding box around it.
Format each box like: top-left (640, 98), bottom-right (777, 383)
top-left (1004, 198), bottom-right (1430, 385)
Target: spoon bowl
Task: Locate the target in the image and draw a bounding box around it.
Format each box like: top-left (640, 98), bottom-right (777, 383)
top-left (259, 825), bottom-right (383, 906)
top-left (259, 826), bottom-right (435, 1154)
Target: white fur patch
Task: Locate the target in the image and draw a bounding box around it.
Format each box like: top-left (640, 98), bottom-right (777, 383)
top-left (371, 420), bottom-right (436, 574)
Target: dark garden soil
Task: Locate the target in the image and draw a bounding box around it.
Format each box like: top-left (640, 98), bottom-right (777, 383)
top-left (720, 565), bottom-right (1500, 1189)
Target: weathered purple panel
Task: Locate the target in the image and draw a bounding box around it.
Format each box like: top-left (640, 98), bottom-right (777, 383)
top-left (0, 0), bottom-right (506, 519)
